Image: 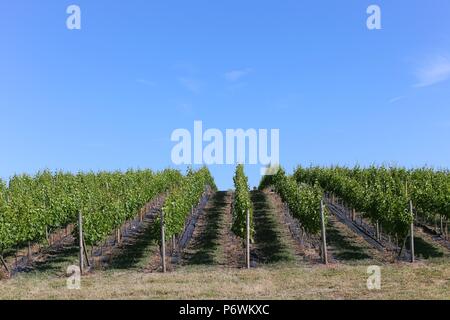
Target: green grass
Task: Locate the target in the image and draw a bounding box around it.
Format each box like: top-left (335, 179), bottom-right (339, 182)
top-left (251, 191), bottom-right (295, 264)
top-left (405, 236), bottom-right (445, 259)
top-left (19, 243), bottom-right (80, 278)
top-left (326, 218), bottom-right (374, 262)
top-left (183, 191), bottom-right (228, 265)
top-left (108, 224), bottom-right (160, 270)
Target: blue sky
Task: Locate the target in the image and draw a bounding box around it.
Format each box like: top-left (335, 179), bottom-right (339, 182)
top-left (1, 0), bottom-right (450, 189)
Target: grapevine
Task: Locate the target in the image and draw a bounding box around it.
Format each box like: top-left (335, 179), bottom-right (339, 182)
top-left (232, 165), bottom-right (254, 240)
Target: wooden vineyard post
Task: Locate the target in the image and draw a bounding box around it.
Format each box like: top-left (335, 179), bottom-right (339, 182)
top-left (0, 255), bottom-right (9, 275)
top-left (46, 226), bottom-right (50, 245)
top-left (445, 219), bottom-right (448, 240)
top-left (320, 200), bottom-right (328, 265)
top-left (78, 211), bottom-right (85, 275)
top-left (246, 209), bottom-right (250, 269)
top-left (446, 220), bottom-right (449, 240)
top-left (117, 228), bottom-right (121, 245)
top-left (83, 238), bottom-right (91, 268)
top-left (27, 241), bottom-right (32, 261)
top-left (409, 200), bottom-right (415, 263)
top-left (172, 235), bottom-right (176, 255)
top-left (435, 216), bottom-right (438, 234)
top-left (376, 221), bottom-right (380, 241)
top-left (160, 209), bottom-right (166, 273)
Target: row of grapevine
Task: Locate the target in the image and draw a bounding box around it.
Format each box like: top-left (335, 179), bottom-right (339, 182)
top-left (231, 165), bottom-right (254, 240)
top-left (157, 167), bottom-right (216, 241)
top-left (294, 166), bottom-right (450, 239)
top-left (79, 169), bottom-right (182, 245)
top-left (408, 168), bottom-right (450, 222)
top-left (0, 180), bottom-right (9, 253)
top-left (260, 168), bottom-right (324, 235)
top-left (0, 169), bottom-right (182, 253)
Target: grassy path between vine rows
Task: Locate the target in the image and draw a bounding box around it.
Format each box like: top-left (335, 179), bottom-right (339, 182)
top-left (258, 189), bottom-right (386, 265)
top-left (251, 191), bottom-right (296, 264)
top-left (327, 201), bottom-right (448, 262)
top-left (326, 215), bottom-right (387, 264)
top-left (180, 192), bottom-right (224, 266)
top-left (5, 201), bottom-right (163, 279)
top-left (181, 191), bottom-right (244, 267)
top-left (406, 232), bottom-right (449, 260)
top-left (324, 209), bottom-right (447, 264)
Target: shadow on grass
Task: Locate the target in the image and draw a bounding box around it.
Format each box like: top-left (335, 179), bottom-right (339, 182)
top-left (108, 223), bottom-right (160, 270)
top-left (251, 191), bottom-right (293, 264)
top-left (326, 221), bottom-right (372, 261)
top-left (183, 191), bottom-right (226, 265)
top-left (18, 217), bottom-right (160, 275)
top-left (406, 236), bottom-right (444, 259)
top-left (21, 243), bottom-right (79, 276)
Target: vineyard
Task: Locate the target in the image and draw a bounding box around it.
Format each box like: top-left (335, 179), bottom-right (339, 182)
top-left (0, 170), bottom-right (182, 251)
top-left (260, 168), bottom-right (324, 235)
top-left (0, 164), bottom-right (449, 299)
top-left (294, 166), bottom-right (449, 256)
top-left (156, 167), bottom-right (216, 241)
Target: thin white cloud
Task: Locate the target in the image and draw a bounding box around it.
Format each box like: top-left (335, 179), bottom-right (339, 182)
top-left (388, 96), bottom-right (405, 104)
top-left (178, 77), bottom-right (203, 94)
top-left (136, 79), bottom-right (156, 86)
top-left (224, 68), bottom-right (252, 82)
top-left (414, 56), bottom-right (450, 88)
